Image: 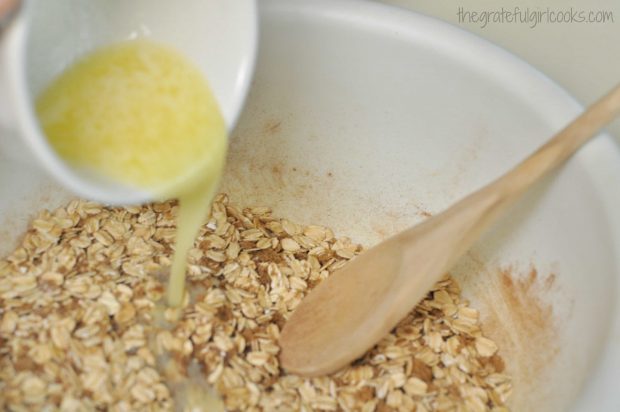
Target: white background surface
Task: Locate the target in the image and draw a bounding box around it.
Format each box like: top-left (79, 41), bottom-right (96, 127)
top-left (378, 0), bottom-right (620, 141)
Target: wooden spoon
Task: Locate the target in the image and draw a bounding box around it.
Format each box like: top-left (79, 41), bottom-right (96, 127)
top-left (279, 84), bottom-right (620, 376)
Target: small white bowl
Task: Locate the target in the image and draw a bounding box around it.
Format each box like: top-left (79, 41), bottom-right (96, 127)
top-left (0, 0), bottom-right (257, 205)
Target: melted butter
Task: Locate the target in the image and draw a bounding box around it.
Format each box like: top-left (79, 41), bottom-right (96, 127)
top-left (36, 40), bottom-right (226, 309)
top-left (150, 297), bottom-right (224, 412)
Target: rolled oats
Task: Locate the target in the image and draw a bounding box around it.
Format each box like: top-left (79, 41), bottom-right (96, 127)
top-left (0, 194), bottom-right (511, 411)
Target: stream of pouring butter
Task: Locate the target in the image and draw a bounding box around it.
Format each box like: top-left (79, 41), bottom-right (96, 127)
top-left (36, 39), bottom-right (228, 409)
top-left (36, 39), bottom-right (227, 307)
top-left (167, 162), bottom-right (223, 307)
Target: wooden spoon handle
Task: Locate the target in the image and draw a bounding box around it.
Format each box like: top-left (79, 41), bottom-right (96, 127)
top-left (402, 84), bottom-right (620, 275)
top-left (279, 84), bottom-right (620, 377)
top-left (496, 84), bottom-right (620, 199)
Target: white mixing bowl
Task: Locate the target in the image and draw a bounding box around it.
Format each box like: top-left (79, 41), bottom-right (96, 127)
top-left (1, 0), bottom-right (619, 410)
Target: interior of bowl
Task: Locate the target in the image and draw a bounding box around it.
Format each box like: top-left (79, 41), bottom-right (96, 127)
top-left (221, 2), bottom-right (620, 411)
top-left (1, 0), bottom-right (619, 411)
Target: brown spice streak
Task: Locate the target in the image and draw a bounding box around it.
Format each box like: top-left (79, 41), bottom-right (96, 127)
top-left (479, 261), bottom-right (559, 397)
top-left (498, 267), bottom-right (554, 334)
top-left (262, 119), bottom-right (282, 135)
